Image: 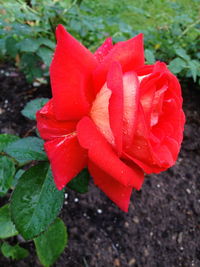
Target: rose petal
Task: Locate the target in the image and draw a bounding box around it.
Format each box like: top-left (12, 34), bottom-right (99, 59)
top-left (89, 161), bottom-right (132, 212)
top-left (107, 62), bottom-right (124, 154)
top-left (152, 144), bottom-right (174, 168)
top-left (126, 102), bottom-right (182, 173)
top-left (90, 83), bottom-right (114, 146)
top-left (153, 61), bottom-right (168, 73)
top-left (151, 85), bottom-right (168, 127)
top-left (94, 37), bottom-right (113, 63)
top-left (124, 104), bottom-right (160, 173)
top-left (165, 72), bottom-right (183, 108)
top-left (162, 136), bottom-right (179, 161)
top-left (161, 99), bottom-right (185, 143)
top-left (136, 64), bottom-right (154, 76)
top-left (93, 33), bottom-right (144, 93)
top-left (44, 135), bottom-right (87, 190)
top-left (50, 24), bottom-right (97, 120)
top-left (139, 72), bottom-right (163, 127)
top-left (36, 99), bottom-right (77, 141)
top-left (122, 71), bottom-right (139, 147)
top-left (77, 116), bottom-right (144, 189)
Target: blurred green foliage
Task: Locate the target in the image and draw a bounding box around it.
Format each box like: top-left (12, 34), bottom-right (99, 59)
top-left (0, 0), bottom-right (199, 83)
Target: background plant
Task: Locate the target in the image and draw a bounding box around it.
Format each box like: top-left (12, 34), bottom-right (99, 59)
top-left (0, 0), bottom-right (199, 84)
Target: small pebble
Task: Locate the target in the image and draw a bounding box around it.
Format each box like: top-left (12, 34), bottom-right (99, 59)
top-left (113, 258), bottom-right (120, 267)
top-left (97, 209), bottom-right (102, 214)
top-left (144, 248), bottom-right (149, 257)
top-left (17, 235), bottom-right (26, 243)
top-left (0, 108), bottom-right (4, 115)
top-left (133, 216), bottom-right (139, 224)
top-left (128, 258), bottom-right (136, 266)
top-left (172, 234), bottom-right (177, 240)
top-left (74, 198), bottom-right (79, 202)
top-left (178, 232), bottom-right (183, 243)
top-left (64, 193), bottom-right (68, 199)
top-left (33, 81), bottom-right (41, 87)
top-left (124, 222), bottom-right (129, 228)
top-left (186, 188), bottom-right (191, 194)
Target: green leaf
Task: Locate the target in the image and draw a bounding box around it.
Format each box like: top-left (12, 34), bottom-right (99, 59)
top-left (34, 218), bottom-right (67, 267)
top-left (4, 137), bottom-right (47, 165)
top-left (11, 163), bottom-right (64, 240)
top-left (1, 242), bottom-right (29, 260)
top-left (0, 39), bottom-right (6, 56)
top-left (17, 38), bottom-right (41, 52)
top-left (21, 98), bottom-right (49, 120)
top-left (19, 53), bottom-right (43, 82)
top-left (188, 60), bottom-right (198, 82)
top-left (5, 37), bottom-right (18, 58)
top-left (0, 204), bottom-right (18, 239)
top-left (37, 47), bottom-right (53, 66)
top-left (0, 156), bottom-right (15, 196)
top-left (175, 48), bottom-right (190, 61)
top-left (145, 49), bottom-right (155, 64)
top-left (38, 38), bottom-right (55, 49)
top-left (168, 57), bottom-right (186, 74)
top-left (12, 169), bottom-right (25, 188)
top-left (0, 134), bottom-right (19, 152)
top-left (68, 168), bottom-right (90, 194)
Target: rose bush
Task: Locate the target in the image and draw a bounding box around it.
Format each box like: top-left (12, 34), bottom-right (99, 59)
top-left (36, 25), bottom-right (185, 212)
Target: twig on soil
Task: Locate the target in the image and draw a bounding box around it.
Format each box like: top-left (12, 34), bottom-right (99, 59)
top-left (99, 228), bottom-right (119, 256)
top-left (23, 125), bottom-right (36, 137)
top-left (17, 87), bottom-right (38, 96)
top-left (83, 257), bottom-right (90, 267)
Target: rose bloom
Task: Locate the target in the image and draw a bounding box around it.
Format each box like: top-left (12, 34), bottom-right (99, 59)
top-left (36, 25), bottom-right (185, 212)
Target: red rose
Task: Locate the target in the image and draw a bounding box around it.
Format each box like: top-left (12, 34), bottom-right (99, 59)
top-left (36, 25), bottom-right (185, 212)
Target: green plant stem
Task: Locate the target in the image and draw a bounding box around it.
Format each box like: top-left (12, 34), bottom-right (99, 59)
top-left (178, 18), bottom-right (200, 39)
top-left (0, 152), bottom-right (19, 166)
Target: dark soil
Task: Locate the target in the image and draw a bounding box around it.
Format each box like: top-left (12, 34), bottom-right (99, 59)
top-left (0, 64), bottom-right (200, 267)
